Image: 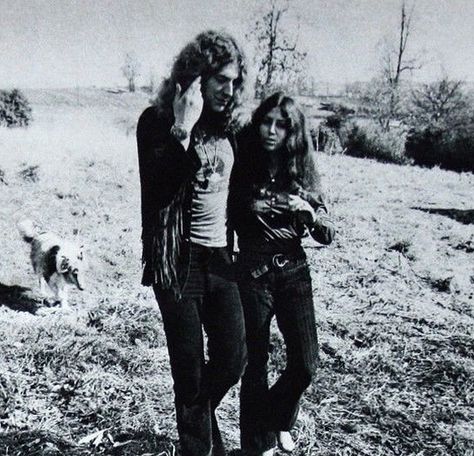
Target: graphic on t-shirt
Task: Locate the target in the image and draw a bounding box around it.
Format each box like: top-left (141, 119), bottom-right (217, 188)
top-left (195, 139), bottom-right (232, 193)
top-left (197, 156), bottom-right (227, 191)
top-left (190, 137), bottom-right (234, 247)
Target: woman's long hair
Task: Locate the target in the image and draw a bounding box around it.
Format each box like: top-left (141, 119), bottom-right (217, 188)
top-left (248, 92), bottom-right (322, 193)
top-left (153, 30), bottom-right (247, 134)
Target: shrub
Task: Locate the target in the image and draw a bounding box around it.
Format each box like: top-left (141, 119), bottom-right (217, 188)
top-left (310, 102), bottom-right (355, 154)
top-left (406, 125), bottom-right (474, 172)
top-left (342, 121), bottom-right (410, 165)
top-left (0, 89), bottom-right (33, 128)
top-left (320, 101), bottom-right (355, 128)
top-left (405, 79), bottom-right (474, 172)
top-left (311, 124), bottom-right (343, 154)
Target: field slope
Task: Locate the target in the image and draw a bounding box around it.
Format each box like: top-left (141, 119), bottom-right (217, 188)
top-left (0, 89), bottom-right (473, 456)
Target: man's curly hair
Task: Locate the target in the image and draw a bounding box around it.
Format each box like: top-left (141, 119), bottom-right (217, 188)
top-left (153, 30), bottom-right (247, 133)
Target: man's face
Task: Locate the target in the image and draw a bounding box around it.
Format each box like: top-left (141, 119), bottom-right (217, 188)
top-left (203, 62), bottom-right (240, 113)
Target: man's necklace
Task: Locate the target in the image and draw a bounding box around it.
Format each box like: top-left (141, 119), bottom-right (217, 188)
top-left (198, 137), bottom-right (220, 189)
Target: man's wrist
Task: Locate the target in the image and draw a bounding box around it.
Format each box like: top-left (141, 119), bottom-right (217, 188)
top-left (170, 123), bottom-right (190, 141)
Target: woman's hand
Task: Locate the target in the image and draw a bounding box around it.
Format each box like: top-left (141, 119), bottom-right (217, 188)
top-left (251, 199), bottom-right (271, 214)
top-left (287, 195), bottom-right (316, 224)
top-left (251, 199), bottom-right (284, 214)
top-left (173, 76), bottom-right (203, 133)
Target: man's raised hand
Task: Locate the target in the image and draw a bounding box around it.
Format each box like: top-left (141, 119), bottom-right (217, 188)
top-left (173, 76), bottom-right (204, 134)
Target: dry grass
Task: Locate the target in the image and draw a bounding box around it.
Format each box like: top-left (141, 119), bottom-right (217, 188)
top-left (0, 89), bottom-right (473, 455)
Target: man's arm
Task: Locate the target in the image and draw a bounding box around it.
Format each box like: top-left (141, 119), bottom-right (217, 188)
top-left (137, 76), bottom-right (204, 212)
top-left (137, 107), bottom-right (200, 213)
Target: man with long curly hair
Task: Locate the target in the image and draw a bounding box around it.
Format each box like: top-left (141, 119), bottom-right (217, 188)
top-left (136, 30), bottom-right (247, 456)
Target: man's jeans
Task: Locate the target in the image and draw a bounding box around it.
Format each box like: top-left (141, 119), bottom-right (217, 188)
top-left (238, 251), bottom-right (318, 454)
top-left (154, 244), bottom-right (246, 456)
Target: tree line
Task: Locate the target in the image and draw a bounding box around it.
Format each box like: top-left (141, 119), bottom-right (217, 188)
top-left (2, 0), bottom-right (471, 172)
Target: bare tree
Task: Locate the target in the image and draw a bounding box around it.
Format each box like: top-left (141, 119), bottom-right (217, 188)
top-left (358, 1), bottom-right (421, 131)
top-left (121, 52), bottom-right (141, 92)
top-left (248, 0), bottom-right (308, 98)
top-left (381, 1), bottom-right (420, 86)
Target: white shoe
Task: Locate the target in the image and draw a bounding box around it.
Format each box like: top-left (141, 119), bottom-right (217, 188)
top-left (262, 448), bottom-right (275, 456)
top-left (277, 431), bottom-right (295, 452)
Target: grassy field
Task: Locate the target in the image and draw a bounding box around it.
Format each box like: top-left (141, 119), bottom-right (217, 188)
top-left (0, 89), bottom-right (473, 456)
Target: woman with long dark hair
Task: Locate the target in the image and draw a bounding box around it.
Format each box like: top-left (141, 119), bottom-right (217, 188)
top-left (231, 92), bottom-right (335, 456)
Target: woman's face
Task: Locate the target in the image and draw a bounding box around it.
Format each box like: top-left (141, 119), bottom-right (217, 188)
top-left (259, 107), bottom-right (288, 152)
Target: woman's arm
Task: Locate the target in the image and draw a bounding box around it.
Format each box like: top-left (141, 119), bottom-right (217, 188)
top-left (267, 188), bottom-right (335, 245)
top-left (293, 189), bottom-right (335, 245)
top-left (306, 202), bottom-right (336, 245)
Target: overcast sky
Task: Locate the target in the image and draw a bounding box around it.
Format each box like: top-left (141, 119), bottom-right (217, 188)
top-left (1, 0), bottom-right (473, 89)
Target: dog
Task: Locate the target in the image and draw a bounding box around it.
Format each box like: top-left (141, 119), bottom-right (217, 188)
top-left (18, 219), bottom-right (86, 309)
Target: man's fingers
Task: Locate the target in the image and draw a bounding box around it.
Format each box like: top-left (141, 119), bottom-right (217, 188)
top-left (174, 83), bottom-right (182, 101)
top-left (187, 76), bottom-right (201, 94)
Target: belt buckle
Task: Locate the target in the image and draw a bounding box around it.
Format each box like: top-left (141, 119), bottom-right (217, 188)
top-left (272, 254), bottom-right (289, 268)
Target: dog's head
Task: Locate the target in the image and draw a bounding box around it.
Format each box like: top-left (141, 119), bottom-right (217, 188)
top-left (55, 243), bottom-right (86, 290)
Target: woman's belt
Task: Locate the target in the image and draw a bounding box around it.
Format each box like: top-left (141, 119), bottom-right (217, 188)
top-left (239, 249), bottom-right (306, 279)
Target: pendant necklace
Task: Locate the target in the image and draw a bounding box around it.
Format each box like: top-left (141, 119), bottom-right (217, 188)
top-left (200, 137), bottom-right (219, 189)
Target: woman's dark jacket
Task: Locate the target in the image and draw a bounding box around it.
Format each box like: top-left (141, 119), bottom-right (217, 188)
top-left (136, 106), bottom-right (237, 298)
top-left (230, 128), bottom-right (335, 252)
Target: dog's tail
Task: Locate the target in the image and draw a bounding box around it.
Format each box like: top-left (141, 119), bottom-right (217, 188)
top-left (17, 219), bottom-right (38, 243)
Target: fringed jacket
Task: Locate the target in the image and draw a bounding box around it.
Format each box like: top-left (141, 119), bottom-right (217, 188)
top-left (136, 106), bottom-right (237, 298)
